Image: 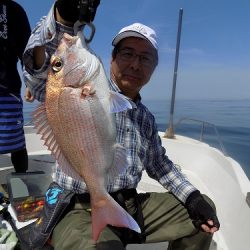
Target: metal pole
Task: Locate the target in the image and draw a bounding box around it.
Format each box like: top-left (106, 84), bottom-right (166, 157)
top-left (164, 8), bottom-right (183, 138)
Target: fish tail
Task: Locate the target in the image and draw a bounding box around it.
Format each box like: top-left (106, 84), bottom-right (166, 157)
top-left (91, 195), bottom-right (141, 241)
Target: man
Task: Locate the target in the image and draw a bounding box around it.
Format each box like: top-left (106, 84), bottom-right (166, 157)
top-left (0, 0), bottom-right (31, 172)
top-left (23, 1), bottom-right (220, 250)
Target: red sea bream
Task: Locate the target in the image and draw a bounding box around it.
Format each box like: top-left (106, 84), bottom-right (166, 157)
top-left (33, 32), bottom-right (140, 241)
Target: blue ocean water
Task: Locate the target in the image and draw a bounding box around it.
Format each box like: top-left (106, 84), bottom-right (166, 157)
top-left (23, 99), bottom-right (250, 179)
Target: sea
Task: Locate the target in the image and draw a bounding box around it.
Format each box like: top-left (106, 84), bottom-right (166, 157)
top-left (23, 99), bottom-right (250, 180)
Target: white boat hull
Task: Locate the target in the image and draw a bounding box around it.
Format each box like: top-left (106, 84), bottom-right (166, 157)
top-left (138, 132), bottom-right (250, 250)
top-left (1, 127), bottom-right (249, 250)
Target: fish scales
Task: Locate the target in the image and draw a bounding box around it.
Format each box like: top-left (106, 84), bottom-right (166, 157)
top-left (33, 32), bottom-right (140, 241)
top-left (58, 89), bottom-right (106, 180)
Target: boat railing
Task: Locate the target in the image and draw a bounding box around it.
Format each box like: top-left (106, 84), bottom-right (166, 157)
top-left (174, 117), bottom-right (228, 156)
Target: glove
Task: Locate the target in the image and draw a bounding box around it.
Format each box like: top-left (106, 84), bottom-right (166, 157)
top-left (56, 0), bottom-right (100, 23)
top-left (185, 190), bottom-right (220, 231)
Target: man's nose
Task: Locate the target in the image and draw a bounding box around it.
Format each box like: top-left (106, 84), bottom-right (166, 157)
top-left (130, 55), bottom-right (141, 69)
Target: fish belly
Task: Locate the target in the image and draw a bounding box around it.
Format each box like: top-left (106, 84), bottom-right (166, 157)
top-left (46, 86), bottom-right (115, 190)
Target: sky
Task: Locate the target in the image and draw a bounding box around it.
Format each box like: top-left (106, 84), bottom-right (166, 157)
top-left (16, 0), bottom-right (250, 100)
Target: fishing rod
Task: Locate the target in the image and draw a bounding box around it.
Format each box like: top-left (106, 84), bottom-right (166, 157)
top-left (164, 8), bottom-right (183, 138)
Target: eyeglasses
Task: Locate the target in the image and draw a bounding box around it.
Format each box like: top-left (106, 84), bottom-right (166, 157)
top-left (117, 48), bottom-right (156, 67)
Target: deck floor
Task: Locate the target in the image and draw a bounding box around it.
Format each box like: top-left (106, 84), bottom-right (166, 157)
top-left (0, 154), bottom-right (55, 184)
top-left (0, 153), bottom-right (221, 250)
top-left (0, 154), bottom-right (169, 249)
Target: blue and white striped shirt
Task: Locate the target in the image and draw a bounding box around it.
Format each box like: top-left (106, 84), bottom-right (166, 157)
top-left (23, 4), bottom-right (196, 203)
top-left (23, 4), bottom-right (74, 102)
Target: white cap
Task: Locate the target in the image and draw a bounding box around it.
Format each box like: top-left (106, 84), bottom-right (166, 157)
top-left (112, 23), bottom-right (158, 50)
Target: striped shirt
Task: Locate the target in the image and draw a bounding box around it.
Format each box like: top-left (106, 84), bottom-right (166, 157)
top-left (0, 93), bottom-right (26, 154)
top-left (23, 4), bottom-right (74, 102)
top-left (23, 4), bottom-right (196, 203)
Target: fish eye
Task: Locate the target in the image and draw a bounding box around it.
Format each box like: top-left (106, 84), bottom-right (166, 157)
top-left (52, 57), bottom-right (63, 72)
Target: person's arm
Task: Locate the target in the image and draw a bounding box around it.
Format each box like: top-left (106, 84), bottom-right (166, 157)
top-left (33, 46), bottom-right (46, 70)
top-left (23, 3), bottom-right (74, 102)
top-left (15, 3), bottom-right (31, 65)
top-left (32, 0), bottom-right (101, 70)
top-left (23, 0), bottom-right (101, 102)
top-left (32, 7), bottom-right (74, 71)
top-left (145, 115), bottom-right (197, 202)
top-left (145, 115), bottom-right (219, 233)
top-left (22, 3), bottom-right (58, 102)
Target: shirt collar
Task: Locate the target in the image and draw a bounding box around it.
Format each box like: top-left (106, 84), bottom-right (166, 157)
top-left (109, 79), bottom-right (141, 108)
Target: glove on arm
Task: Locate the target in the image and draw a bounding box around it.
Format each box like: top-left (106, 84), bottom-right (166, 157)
top-left (185, 190), bottom-right (220, 231)
top-left (56, 0), bottom-right (100, 23)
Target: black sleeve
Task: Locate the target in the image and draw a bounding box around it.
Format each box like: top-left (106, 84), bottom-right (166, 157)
top-left (14, 3), bottom-right (31, 65)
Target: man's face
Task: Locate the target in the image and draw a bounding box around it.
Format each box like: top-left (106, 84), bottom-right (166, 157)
top-left (110, 37), bottom-right (157, 100)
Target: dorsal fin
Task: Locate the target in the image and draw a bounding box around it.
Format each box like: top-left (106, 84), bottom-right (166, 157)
top-left (32, 104), bottom-right (83, 181)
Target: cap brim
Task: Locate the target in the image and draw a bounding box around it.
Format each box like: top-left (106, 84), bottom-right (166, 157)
top-left (112, 31), bottom-right (153, 48)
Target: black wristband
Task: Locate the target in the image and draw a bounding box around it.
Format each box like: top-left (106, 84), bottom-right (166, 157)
top-left (185, 190), bottom-right (201, 215)
top-left (185, 190), bottom-right (220, 230)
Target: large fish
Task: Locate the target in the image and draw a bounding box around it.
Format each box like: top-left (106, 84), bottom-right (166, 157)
top-left (33, 32), bottom-right (141, 241)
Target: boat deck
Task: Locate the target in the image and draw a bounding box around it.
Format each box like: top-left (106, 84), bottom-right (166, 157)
top-left (0, 157), bottom-right (169, 250)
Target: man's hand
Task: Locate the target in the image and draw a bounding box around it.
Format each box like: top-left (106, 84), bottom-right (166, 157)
top-left (55, 0), bottom-right (100, 24)
top-left (185, 190), bottom-right (220, 234)
top-left (25, 87), bottom-right (34, 102)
